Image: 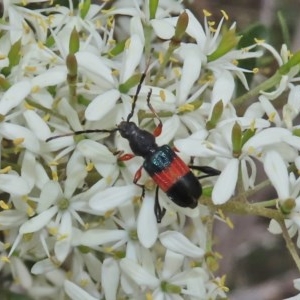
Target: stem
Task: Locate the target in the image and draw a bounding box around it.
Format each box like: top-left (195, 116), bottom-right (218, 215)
top-left (25, 99), bottom-right (66, 121)
top-left (232, 71), bottom-right (282, 107)
top-left (279, 219), bottom-right (300, 272)
top-left (201, 197), bottom-right (282, 221)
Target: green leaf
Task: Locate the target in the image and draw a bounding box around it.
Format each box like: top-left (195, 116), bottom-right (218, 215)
top-left (80, 0), bottom-right (91, 19)
top-left (208, 27), bottom-right (240, 62)
top-left (69, 27), bottom-right (80, 54)
top-left (149, 0), bottom-right (159, 20)
top-left (119, 73), bottom-right (141, 94)
top-left (108, 39), bottom-right (126, 57)
top-left (2, 39), bottom-right (22, 76)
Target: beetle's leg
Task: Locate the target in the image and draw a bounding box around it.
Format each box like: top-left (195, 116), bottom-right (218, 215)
top-left (154, 185), bottom-right (166, 223)
top-left (189, 165), bottom-right (221, 179)
top-left (132, 165), bottom-right (146, 201)
top-left (118, 153), bottom-right (135, 161)
top-left (146, 89), bottom-right (163, 137)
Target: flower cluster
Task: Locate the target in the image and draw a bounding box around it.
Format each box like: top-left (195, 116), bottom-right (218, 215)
top-left (0, 0), bottom-right (300, 299)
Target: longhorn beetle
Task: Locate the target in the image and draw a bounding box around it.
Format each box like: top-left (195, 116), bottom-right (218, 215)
top-left (46, 63), bottom-right (220, 223)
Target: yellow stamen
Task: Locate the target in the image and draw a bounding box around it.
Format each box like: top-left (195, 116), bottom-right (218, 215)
top-left (221, 10), bottom-right (229, 20)
top-left (25, 66), bottom-right (37, 73)
top-left (0, 166), bottom-right (12, 174)
top-left (26, 206), bottom-right (35, 217)
top-left (0, 200), bottom-right (10, 210)
top-left (159, 90), bottom-right (166, 101)
top-left (178, 103), bottom-right (195, 113)
top-left (269, 111), bottom-right (277, 122)
top-left (158, 51), bottom-right (164, 64)
top-left (254, 38), bottom-right (265, 44)
top-left (146, 293), bottom-right (153, 300)
top-left (48, 227), bottom-right (58, 236)
top-left (13, 138), bottom-right (24, 146)
top-left (24, 101), bottom-right (35, 110)
top-left (203, 9), bottom-right (212, 17)
top-left (250, 120), bottom-right (256, 131)
top-left (57, 234), bottom-right (68, 241)
top-left (1, 256), bottom-right (10, 263)
top-left (52, 171), bottom-right (58, 181)
top-left (31, 85), bottom-right (40, 93)
top-left (104, 210), bottom-right (115, 218)
top-left (43, 114), bottom-right (50, 122)
top-left (86, 162), bottom-right (94, 172)
top-left (125, 38), bottom-right (131, 49)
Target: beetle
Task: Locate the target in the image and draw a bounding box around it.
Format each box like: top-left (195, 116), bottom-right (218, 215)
top-left (46, 66), bottom-right (220, 222)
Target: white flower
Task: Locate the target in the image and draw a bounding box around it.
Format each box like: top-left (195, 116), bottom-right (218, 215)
top-left (175, 117), bottom-right (272, 204)
top-left (258, 43), bottom-right (300, 99)
top-left (19, 176), bottom-right (111, 263)
top-left (265, 151), bottom-right (300, 247)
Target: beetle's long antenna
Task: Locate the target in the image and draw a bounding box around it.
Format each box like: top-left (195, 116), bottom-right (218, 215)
top-left (126, 56), bottom-right (152, 122)
top-left (45, 128), bottom-right (118, 142)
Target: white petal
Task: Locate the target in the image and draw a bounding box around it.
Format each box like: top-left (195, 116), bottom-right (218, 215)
top-left (58, 97), bottom-right (83, 131)
top-left (268, 219), bottom-right (282, 234)
top-left (283, 135), bottom-right (300, 151)
top-left (185, 10), bottom-right (206, 47)
top-left (0, 210), bottom-right (27, 229)
top-left (130, 16), bottom-right (144, 43)
top-left (89, 185), bottom-right (139, 212)
top-left (242, 127), bottom-right (292, 151)
top-left (77, 139), bottom-right (116, 163)
top-left (85, 89), bottom-right (120, 121)
top-left (159, 231), bottom-right (204, 258)
top-left (120, 34), bottom-right (143, 83)
top-left (0, 174), bottom-right (30, 195)
top-left (64, 280), bottom-right (98, 300)
top-left (212, 158), bottom-right (239, 204)
top-left (161, 250), bottom-right (184, 279)
top-left (119, 258), bottom-right (159, 288)
top-left (0, 80), bottom-right (31, 115)
top-left (156, 115), bottom-right (180, 146)
top-left (75, 51), bottom-right (114, 86)
top-left (23, 110), bottom-right (51, 140)
top-left (64, 150), bottom-right (87, 198)
top-left (0, 122), bottom-right (40, 153)
top-left (37, 181), bottom-right (62, 213)
top-left (137, 194), bottom-right (158, 248)
top-left (260, 75), bottom-right (288, 100)
top-left (263, 150), bottom-right (289, 199)
top-left (259, 95), bottom-right (281, 125)
top-left (151, 19), bottom-right (174, 39)
top-left (54, 211), bottom-right (72, 263)
top-left (21, 150), bottom-right (36, 190)
top-left (102, 258), bottom-right (120, 300)
top-left (177, 44), bottom-right (202, 104)
top-left (31, 66), bottom-right (67, 88)
top-left (11, 257), bottom-right (32, 289)
top-left (19, 206), bottom-right (58, 234)
top-left (174, 138), bottom-right (218, 157)
top-left (211, 70), bottom-right (235, 108)
top-left (31, 258), bottom-right (57, 275)
top-left (288, 85), bottom-right (300, 110)
top-left (77, 229), bottom-right (127, 246)
top-left (83, 253), bottom-right (102, 282)
top-left (8, 7), bottom-right (23, 43)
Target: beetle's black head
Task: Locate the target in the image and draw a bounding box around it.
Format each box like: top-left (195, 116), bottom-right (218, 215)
top-left (117, 121), bottom-right (158, 157)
